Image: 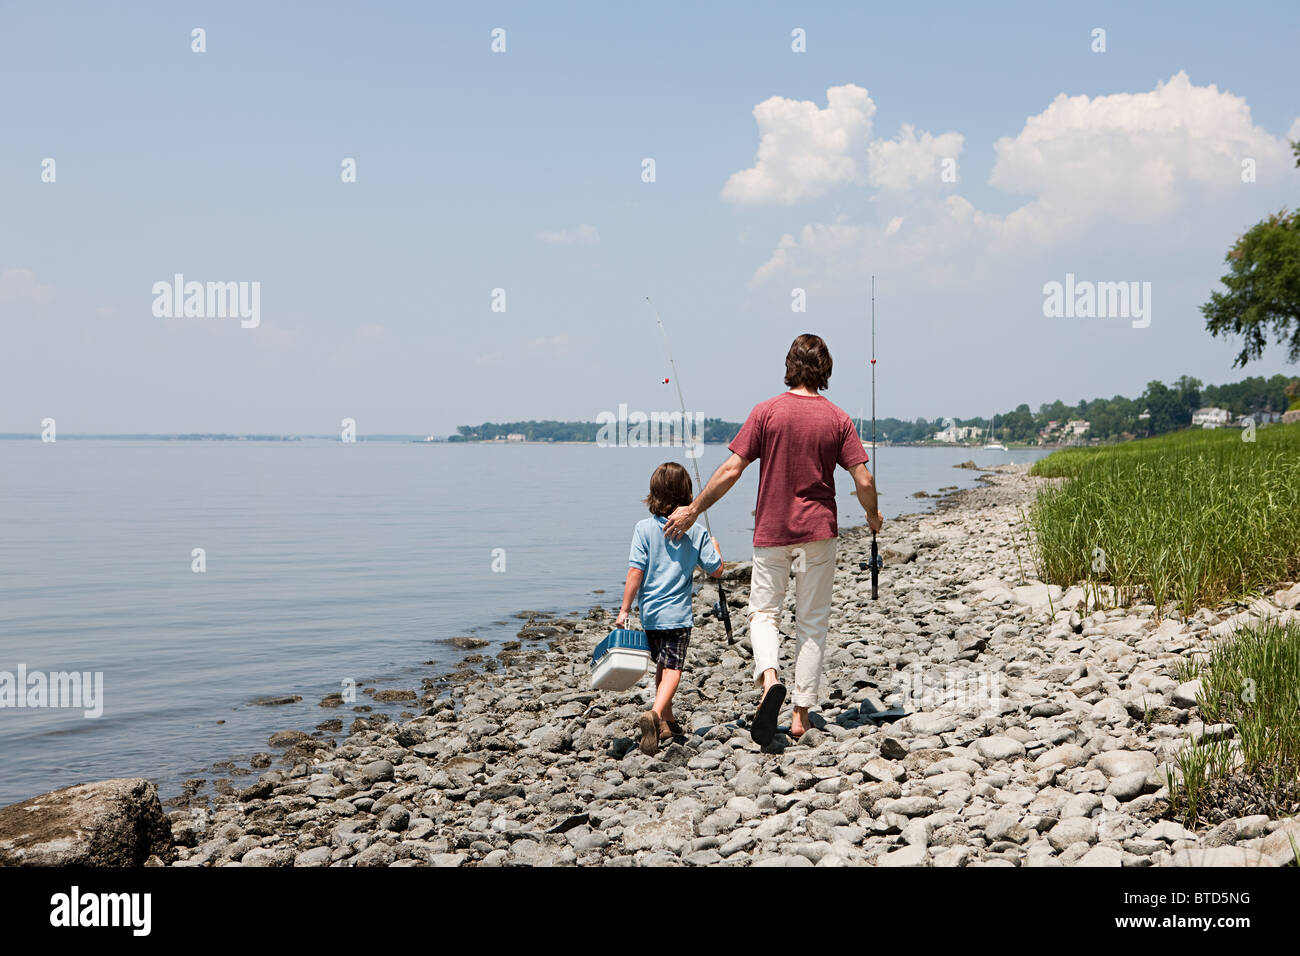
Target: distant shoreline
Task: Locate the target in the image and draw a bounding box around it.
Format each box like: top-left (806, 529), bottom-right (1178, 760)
top-left (0, 434), bottom-right (1080, 450)
top-left (0, 434), bottom-right (1086, 450)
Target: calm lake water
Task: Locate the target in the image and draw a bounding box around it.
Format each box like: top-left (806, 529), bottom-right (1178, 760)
top-left (0, 440), bottom-right (1047, 805)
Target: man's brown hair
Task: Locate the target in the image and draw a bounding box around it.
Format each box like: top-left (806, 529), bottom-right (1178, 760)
top-left (784, 333), bottom-right (833, 391)
top-left (644, 462), bottom-right (693, 517)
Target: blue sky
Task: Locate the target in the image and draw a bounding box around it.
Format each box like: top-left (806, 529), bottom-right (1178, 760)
top-left (2, 1), bottom-right (1298, 433)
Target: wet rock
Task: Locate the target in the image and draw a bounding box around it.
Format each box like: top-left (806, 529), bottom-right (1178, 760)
top-left (267, 730), bottom-right (313, 748)
top-left (445, 637), bottom-right (490, 650)
top-left (372, 689), bottom-right (417, 702)
top-left (360, 760), bottom-right (395, 784)
top-left (0, 778), bottom-right (175, 866)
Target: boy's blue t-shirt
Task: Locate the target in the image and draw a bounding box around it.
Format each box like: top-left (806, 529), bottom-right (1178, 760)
top-left (628, 515), bottom-right (722, 631)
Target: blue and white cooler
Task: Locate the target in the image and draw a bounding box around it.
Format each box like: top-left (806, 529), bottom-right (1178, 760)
top-left (590, 628), bottom-right (651, 691)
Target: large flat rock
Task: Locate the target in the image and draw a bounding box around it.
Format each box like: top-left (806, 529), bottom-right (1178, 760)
top-left (0, 778), bottom-right (174, 866)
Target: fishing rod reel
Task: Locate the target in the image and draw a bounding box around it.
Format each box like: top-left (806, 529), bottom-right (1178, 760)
top-left (701, 578), bottom-right (736, 643)
top-left (858, 539), bottom-right (882, 601)
top-left (705, 598), bottom-right (728, 623)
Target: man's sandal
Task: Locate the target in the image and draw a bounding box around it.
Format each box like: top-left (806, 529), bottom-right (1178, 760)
top-left (750, 683), bottom-right (786, 746)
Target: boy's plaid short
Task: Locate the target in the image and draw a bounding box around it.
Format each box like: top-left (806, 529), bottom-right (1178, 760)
top-left (645, 627), bottom-right (691, 671)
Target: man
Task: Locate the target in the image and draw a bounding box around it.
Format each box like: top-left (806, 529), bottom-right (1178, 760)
top-left (664, 333), bottom-right (883, 745)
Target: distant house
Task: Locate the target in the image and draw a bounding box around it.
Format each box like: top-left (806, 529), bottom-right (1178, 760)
top-left (1236, 411), bottom-right (1282, 427)
top-left (1064, 419), bottom-right (1090, 437)
top-left (506, 433), bottom-right (526, 442)
top-left (1192, 407), bottom-right (1230, 429)
top-left (934, 424), bottom-right (982, 443)
top-left (1137, 408), bottom-right (1151, 421)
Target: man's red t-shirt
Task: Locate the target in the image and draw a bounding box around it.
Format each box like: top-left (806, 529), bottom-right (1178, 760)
top-left (728, 391), bottom-right (869, 548)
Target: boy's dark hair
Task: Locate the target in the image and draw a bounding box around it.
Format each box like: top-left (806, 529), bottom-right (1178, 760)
top-left (644, 462), bottom-right (693, 517)
top-left (784, 333), bottom-right (833, 391)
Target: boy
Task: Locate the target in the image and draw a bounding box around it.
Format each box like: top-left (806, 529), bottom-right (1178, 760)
top-left (615, 461), bottom-right (723, 756)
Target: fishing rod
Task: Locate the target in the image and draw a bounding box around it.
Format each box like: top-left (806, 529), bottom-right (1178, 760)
top-left (646, 296), bottom-right (735, 644)
top-left (863, 276), bottom-right (882, 600)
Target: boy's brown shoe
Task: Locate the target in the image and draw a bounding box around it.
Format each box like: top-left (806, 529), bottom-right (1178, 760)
top-left (637, 711), bottom-right (660, 756)
top-left (658, 718), bottom-right (684, 740)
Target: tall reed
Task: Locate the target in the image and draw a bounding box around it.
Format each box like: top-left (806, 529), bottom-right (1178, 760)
top-left (1030, 424), bottom-right (1300, 616)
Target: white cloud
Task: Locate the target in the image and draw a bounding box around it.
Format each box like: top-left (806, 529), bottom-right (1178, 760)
top-left (753, 222), bottom-right (862, 283)
top-left (722, 84), bottom-right (876, 205)
top-left (868, 124), bottom-right (964, 191)
top-left (745, 72), bottom-right (1299, 283)
top-left (988, 71), bottom-right (1289, 228)
top-left (0, 268), bottom-right (55, 307)
top-left (537, 224), bottom-right (600, 244)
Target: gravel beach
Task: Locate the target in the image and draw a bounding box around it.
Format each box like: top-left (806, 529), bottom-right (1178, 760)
top-left (136, 465), bottom-right (1300, 866)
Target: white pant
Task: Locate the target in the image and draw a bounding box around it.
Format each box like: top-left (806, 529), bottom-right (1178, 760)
top-left (748, 537), bottom-right (837, 708)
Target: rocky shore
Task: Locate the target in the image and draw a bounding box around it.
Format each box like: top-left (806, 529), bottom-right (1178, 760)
top-left (6, 464), bottom-right (1299, 867)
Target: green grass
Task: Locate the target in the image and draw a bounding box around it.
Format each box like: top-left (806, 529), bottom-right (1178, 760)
top-left (1166, 619), bottom-right (1300, 827)
top-left (1199, 620), bottom-right (1300, 775)
top-left (1029, 423), bottom-right (1300, 616)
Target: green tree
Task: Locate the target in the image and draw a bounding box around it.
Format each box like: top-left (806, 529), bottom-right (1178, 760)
top-left (1202, 207), bottom-right (1300, 366)
top-left (1141, 380), bottom-right (1185, 434)
top-left (1173, 375), bottom-right (1203, 420)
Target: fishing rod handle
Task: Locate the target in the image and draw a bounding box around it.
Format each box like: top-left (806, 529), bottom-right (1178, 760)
top-left (870, 534), bottom-right (880, 601)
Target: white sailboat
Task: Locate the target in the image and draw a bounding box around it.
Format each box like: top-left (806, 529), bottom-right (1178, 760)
top-left (984, 412), bottom-right (1008, 451)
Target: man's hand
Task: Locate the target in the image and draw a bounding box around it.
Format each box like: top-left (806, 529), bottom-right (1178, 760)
top-left (663, 504), bottom-right (697, 541)
top-left (614, 609), bottom-right (630, 629)
top-left (663, 454), bottom-right (750, 541)
top-left (866, 510), bottom-right (884, 534)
